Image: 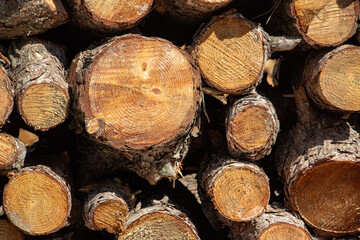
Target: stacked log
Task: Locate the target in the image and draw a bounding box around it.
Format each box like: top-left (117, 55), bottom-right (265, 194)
top-left (0, 65), bottom-right (14, 127)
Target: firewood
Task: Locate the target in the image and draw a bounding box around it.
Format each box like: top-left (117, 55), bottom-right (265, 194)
top-left (230, 205), bottom-right (312, 240)
top-left (226, 93), bottom-right (279, 160)
top-left (67, 0), bottom-right (153, 33)
top-left (0, 0), bottom-right (69, 39)
top-left (0, 65), bottom-right (14, 127)
top-left (8, 38), bottom-right (69, 131)
top-left (0, 219), bottom-right (24, 240)
top-left (83, 179), bottom-right (135, 234)
top-left (304, 45), bottom-right (360, 112)
top-left (0, 133), bottom-right (26, 171)
top-left (68, 34), bottom-right (202, 185)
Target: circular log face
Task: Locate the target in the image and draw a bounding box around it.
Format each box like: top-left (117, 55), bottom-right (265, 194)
top-left (84, 0), bottom-right (153, 25)
top-left (313, 46), bottom-right (360, 111)
top-left (292, 161), bottom-right (360, 234)
top-left (195, 17), bottom-right (266, 93)
top-left (211, 165), bottom-right (269, 221)
top-left (86, 36), bottom-right (200, 150)
top-left (117, 212), bottom-right (199, 240)
top-left (0, 68), bottom-right (13, 126)
top-left (3, 168), bottom-right (71, 235)
top-left (258, 223), bottom-right (311, 240)
top-left (0, 219), bottom-right (23, 240)
top-left (18, 83), bottom-right (69, 131)
top-left (0, 133), bottom-right (17, 168)
top-left (292, 0), bottom-right (359, 46)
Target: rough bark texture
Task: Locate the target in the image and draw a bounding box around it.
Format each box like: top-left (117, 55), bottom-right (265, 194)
top-left (0, 65), bottom-right (14, 127)
top-left (67, 0), bottom-right (153, 33)
top-left (8, 38), bottom-right (69, 131)
top-left (192, 11), bottom-right (271, 94)
top-left (83, 179), bottom-right (135, 234)
top-left (0, 219), bottom-right (24, 240)
top-left (229, 205), bottom-right (312, 240)
top-left (0, 0), bottom-right (69, 39)
top-left (226, 93), bottom-right (280, 160)
top-left (0, 133), bottom-right (26, 171)
top-left (303, 45), bottom-right (360, 112)
top-left (68, 34), bottom-right (202, 185)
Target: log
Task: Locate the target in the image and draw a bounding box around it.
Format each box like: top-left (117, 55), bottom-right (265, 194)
top-left (0, 219), bottom-right (24, 240)
top-left (67, 0), bottom-right (153, 33)
top-left (116, 199), bottom-right (200, 239)
top-left (0, 65), bottom-right (14, 127)
top-left (155, 0), bottom-right (233, 25)
top-left (226, 93), bottom-right (279, 160)
top-left (3, 165), bottom-right (72, 235)
top-left (0, 133), bottom-right (26, 171)
top-left (83, 179), bottom-right (135, 234)
top-left (276, 84), bottom-right (360, 236)
top-left (229, 205), bottom-right (312, 240)
top-left (192, 11), bottom-right (270, 94)
top-left (8, 38), bottom-right (70, 131)
top-left (304, 45), bottom-right (360, 112)
top-left (199, 156), bottom-right (270, 224)
top-left (0, 0), bottom-right (69, 39)
top-left (68, 34), bottom-right (202, 184)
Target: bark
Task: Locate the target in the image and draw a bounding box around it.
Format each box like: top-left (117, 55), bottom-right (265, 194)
top-left (0, 65), bottom-right (14, 127)
top-left (0, 219), bottom-right (24, 240)
top-left (303, 45), bottom-right (360, 112)
top-left (0, 0), bottom-right (69, 39)
top-left (68, 34), bottom-right (202, 185)
top-left (83, 179), bottom-right (135, 234)
top-left (229, 205), bottom-right (312, 240)
top-left (192, 11), bottom-right (271, 94)
top-left (67, 0), bottom-right (153, 33)
top-left (8, 38), bottom-right (69, 131)
top-left (0, 133), bottom-right (26, 171)
top-left (226, 93), bottom-right (280, 160)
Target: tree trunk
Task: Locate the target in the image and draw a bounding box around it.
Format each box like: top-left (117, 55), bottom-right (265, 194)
top-left (229, 205), bottom-right (312, 240)
top-left (0, 133), bottom-right (26, 171)
top-left (67, 0), bottom-right (153, 33)
top-left (304, 45), bottom-right (360, 112)
top-left (83, 179), bottom-right (135, 234)
top-left (276, 84), bottom-right (360, 236)
top-left (0, 0), bottom-right (69, 39)
top-left (226, 93), bottom-right (279, 160)
top-left (155, 0), bottom-right (233, 25)
top-left (198, 156), bottom-right (270, 225)
top-left (68, 34), bottom-right (202, 185)
top-left (0, 219), bottom-right (24, 240)
top-left (8, 38), bottom-right (69, 131)
top-left (192, 11), bottom-right (271, 94)
top-left (0, 65), bottom-right (14, 127)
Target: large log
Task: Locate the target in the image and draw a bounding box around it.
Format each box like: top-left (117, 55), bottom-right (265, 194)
top-left (0, 219), bottom-right (24, 240)
top-left (67, 0), bottom-right (153, 33)
top-left (304, 45), bottom-right (360, 112)
top-left (68, 34), bottom-right (202, 184)
top-left (8, 38), bottom-right (70, 131)
top-left (0, 133), bottom-right (26, 171)
top-left (0, 0), bottom-right (69, 39)
top-left (0, 65), bottom-right (14, 127)
top-left (226, 93), bottom-right (279, 160)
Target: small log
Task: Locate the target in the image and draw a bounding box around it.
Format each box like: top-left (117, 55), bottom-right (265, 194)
top-left (155, 0), bottom-right (233, 24)
top-left (0, 65), bottom-right (14, 127)
top-left (68, 34), bottom-right (202, 184)
top-left (0, 133), bottom-right (26, 171)
top-left (83, 179), bottom-right (135, 234)
top-left (199, 156), bottom-right (270, 223)
top-left (67, 0), bottom-right (153, 33)
top-left (304, 45), bottom-right (360, 112)
top-left (8, 38), bottom-right (69, 131)
top-left (117, 200), bottom-right (200, 239)
top-left (0, 219), bottom-right (24, 240)
top-left (0, 0), bottom-right (69, 39)
top-left (226, 93), bottom-right (279, 160)
top-left (230, 206), bottom-right (312, 240)
top-left (192, 11), bottom-right (270, 94)
top-left (3, 165), bottom-right (72, 235)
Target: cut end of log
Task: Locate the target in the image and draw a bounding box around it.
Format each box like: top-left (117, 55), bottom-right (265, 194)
top-left (18, 83), bottom-right (69, 131)
top-left (0, 67), bottom-right (14, 127)
top-left (210, 163), bottom-right (270, 221)
top-left (291, 161), bottom-right (360, 235)
top-left (258, 223), bottom-right (311, 240)
top-left (0, 219), bottom-right (24, 240)
top-left (3, 166), bottom-right (71, 235)
top-left (292, 0), bottom-right (359, 46)
top-left (0, 133), bottom-right (24, 170)
top-left (195, 14), bottom-right (268, 94)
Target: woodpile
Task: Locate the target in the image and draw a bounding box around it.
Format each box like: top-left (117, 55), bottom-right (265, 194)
top-left (0, 0), bottom-right (359, 239)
